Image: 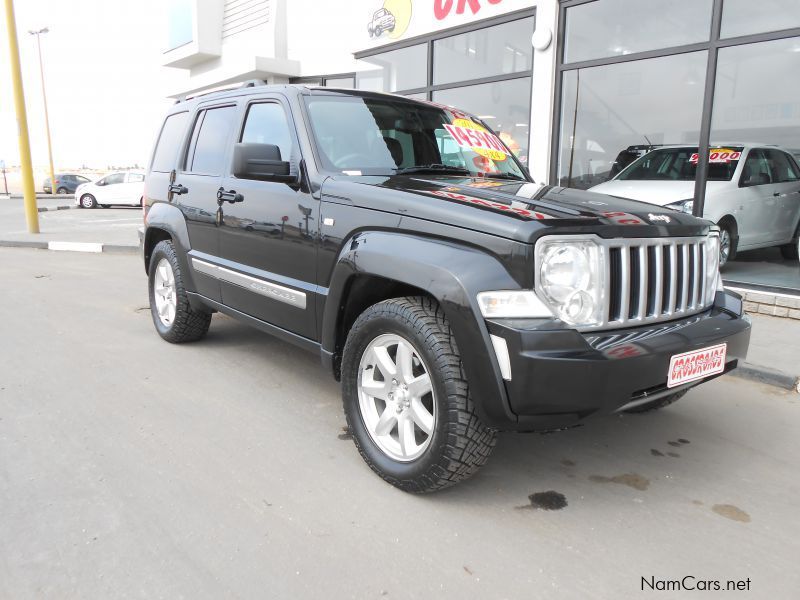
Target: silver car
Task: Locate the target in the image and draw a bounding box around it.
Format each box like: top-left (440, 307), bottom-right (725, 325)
top-left (590, 144), bottom-right (800, 265)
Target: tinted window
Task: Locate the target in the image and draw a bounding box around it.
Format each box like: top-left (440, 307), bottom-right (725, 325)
top-left (151, 112), bottom-right (189, 173)
top-left (722, 0), bottom-right (800, 38)
top-left (128, 173), bottom-right (145, 183)
top-left (105, 173), bottom-right (126, 185)
top-left (764, 149), bottom-right (800, 183)
top-left (564, 0), bottom-right (712, 63)
top-left (187, 106), bottom-right (237, 175)
top-left (240, 103), bottom-right (293, 162)
top-left (433, 17), bottom-right (533, 85)
top-left (740, 149), bottom-right (772, 186)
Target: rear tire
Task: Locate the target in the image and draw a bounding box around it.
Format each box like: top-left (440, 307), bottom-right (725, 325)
top-left (341, 296), bottom-right (496, 493)
top-left (100, 204), bottom-right (110, 209)
top-left (779, 241), bottom-right (799, 260)
top-left (148, 239), bottom-right (211, 343)
top-left (57, 187), bottom-right (67, 194)
top-left (624, 390), bottom-right (688, 414)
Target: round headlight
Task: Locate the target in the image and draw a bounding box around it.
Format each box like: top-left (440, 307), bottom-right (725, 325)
top-left (540, 246), bottom-right (591, 303)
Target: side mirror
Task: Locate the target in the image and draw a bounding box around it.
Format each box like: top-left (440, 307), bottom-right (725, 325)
top-left (233, 143), bottom-right (297, 183)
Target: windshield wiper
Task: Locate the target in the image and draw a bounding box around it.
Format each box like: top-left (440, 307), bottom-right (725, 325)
top-left (479, 172), bottom-right (525, 181)
top-left (393, 164), bottom-right (471, 176)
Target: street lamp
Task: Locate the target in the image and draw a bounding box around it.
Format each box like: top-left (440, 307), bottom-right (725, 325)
top-left (28, 26), bottom-right (56, 195)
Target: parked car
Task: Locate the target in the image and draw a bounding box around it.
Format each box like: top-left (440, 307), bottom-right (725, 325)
top-left (43, 173), bottom-right (92, 194)
top-left (367, 7), bottom-right (395, 38)
top-left (74, 171), bottom-right (145, 208)
top-left (589, 144), bottom-right (800, 264)
top-left (141, 85), bottom-right (750, 493)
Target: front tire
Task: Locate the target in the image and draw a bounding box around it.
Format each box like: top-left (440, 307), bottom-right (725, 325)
top-left (148, 240), bottom-right (211, 343)
top-left (341, 297), bottom-right (496, 493)
top-left (718, 220), bottom-right (737, 266)
top-left (624, 390), bottom-right (688, 414)
top-left (80, 194), bottom-right (97, 209)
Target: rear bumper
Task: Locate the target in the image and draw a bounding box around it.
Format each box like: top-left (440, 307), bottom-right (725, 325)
top-left (484, 291), bottom-right (750, 431)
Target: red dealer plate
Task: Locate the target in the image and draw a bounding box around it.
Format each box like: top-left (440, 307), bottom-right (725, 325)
top-left (667, 343), bottom-right (727, 388)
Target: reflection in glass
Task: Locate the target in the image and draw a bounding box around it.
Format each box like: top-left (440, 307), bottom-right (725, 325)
top-left (356, 44), bottom-right (427, 93)
top-left (711, 37), bottom-right (800, 153)
top-left (433, 17), bottom-right (533, 85)
top-left (564, 0), bottom-right (712, 63)
top-left (557, 52), bottom-right (706, 189)
top-left (721, 0), bottom-right (800, 38)
top-left (433, 78), bottom-right (531, 165)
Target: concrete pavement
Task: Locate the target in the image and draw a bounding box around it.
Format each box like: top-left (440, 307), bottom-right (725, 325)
top-left (1, 248), bottom-right (798, 599)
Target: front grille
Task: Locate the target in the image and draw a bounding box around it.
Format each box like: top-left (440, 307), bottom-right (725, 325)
top-left (604, 236), bottom-right (711, 328)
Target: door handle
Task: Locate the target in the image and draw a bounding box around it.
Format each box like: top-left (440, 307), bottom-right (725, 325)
top-left (168, 183), bottom-right (188, 195)
top-left (217, 188), bottom-right (244, 204)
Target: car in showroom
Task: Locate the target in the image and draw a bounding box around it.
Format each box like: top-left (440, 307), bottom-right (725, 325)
top-left (74, 171), bottom-right (145, 208)
top-left (140, 85), bottom-right (750, 492)
top-left (43, 173), bottom-right (92, 194)
top-left (589, 144), bottom-right (800, 265)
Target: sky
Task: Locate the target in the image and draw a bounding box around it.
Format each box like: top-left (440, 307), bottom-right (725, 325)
top-left (0, 0), bottom-right (174, 169)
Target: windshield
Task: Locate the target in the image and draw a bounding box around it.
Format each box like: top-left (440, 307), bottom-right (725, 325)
top-left (617, 146), bottom-right (744, 182)
top-left (303, 94), bottom-right (527, 180)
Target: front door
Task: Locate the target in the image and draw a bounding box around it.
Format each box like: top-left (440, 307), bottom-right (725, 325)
top-left (217, 99), bottom-right (319, 340)
top-left (175, 103), bottom-right (240, 301)
top-left (737, 148), bottom-right (785, 248)
top-left (97, 172), bottom-right (126, 204)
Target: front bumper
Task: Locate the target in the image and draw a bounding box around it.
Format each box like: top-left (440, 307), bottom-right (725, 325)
top-left (485, 291), bottom-right (750, 431)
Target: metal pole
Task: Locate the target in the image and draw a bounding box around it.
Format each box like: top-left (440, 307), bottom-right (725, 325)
top-left (3, 0), bottom-right (39, 232)
top-left (31, 28), bottom-right (55, 195)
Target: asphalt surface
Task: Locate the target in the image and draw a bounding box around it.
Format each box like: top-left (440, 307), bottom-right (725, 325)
top-left (1, 248), bottom-right (798, 599)
top-left (0, 198), bottom-right (140, 246)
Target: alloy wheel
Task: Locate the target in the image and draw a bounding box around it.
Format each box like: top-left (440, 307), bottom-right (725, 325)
top-left (719, 228), bottom-right (731, 266)
top-left (153, 258), bottom-right (177, 326)
top-left (357, 333), bottom-right (436, 462)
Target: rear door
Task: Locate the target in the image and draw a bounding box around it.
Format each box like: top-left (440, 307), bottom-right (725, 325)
top-left (174, 103), bottom-right (241, 302)
top-left (124, 172), bottom-right (145, 205)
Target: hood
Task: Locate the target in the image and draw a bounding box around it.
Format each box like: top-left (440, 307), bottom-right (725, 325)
top-left (322, 174), bottom-right (711, 243)
top-left (589, 180), bottom-right (729, 206)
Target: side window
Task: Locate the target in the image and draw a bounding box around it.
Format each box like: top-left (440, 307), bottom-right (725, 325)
top-left (128, 173), bottom-right (145, 183)
top-left (240, 103), bottom-right (293, 162)
top-left (105, 173), bottom-right (126, 185)
top-left (765, 149), bottom-right (800, 183)
top-left (186, 105), bottom-right (237, 175)
top-left (151, 112), bottom-right (189, 173)
top-left (740, 149), bottom-right (772, 187)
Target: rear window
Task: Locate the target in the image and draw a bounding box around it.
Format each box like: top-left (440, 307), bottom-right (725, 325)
top-left (151, 112), bottom-right (189, 173)
top-left (617, 146), bottom-right (744, 182)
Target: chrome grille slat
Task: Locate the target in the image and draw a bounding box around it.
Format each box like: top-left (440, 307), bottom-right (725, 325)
top-left (600, 236), bottom-right (714, 330)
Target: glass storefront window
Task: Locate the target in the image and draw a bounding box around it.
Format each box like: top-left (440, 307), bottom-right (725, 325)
top-left (166, 0), bottom-right (193, 50)
top-left (433, 77), bottom-right (531, 165)
top-left (557, 52), bottom-right (707, 189)
top-left (564, 0), bottom-right (712, 63)
top-left (721, 0), bottom-right (800, 38)
top-left (356, 44), bottom-right (427, 93)
top-left (433, 17), bottom-right (534, 85)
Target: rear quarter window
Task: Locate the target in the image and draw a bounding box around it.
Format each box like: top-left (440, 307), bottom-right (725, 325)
top-left (151, 112), bottom-right (189, 173)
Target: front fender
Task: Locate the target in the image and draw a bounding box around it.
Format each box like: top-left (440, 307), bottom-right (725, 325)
top-left (323, 231), bottom-right (522, 428)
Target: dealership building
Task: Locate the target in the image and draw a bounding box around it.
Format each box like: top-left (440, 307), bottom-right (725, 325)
top-left (163, 0), bottom-right (800, 296)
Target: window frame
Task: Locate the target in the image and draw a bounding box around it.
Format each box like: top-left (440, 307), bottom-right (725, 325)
top-left (182, 102), bottom-right (239, 177)
top-left (236, 98), bottom-right (301, 168)
top-left (552, 0), bottom-right (800, 216)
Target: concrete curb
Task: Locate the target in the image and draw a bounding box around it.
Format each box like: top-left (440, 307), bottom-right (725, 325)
top-left (37, 205), bottom-right (75, 213)
top-left (0, 239), bottom-right (139, 254)
top-left (729, 362), bottom-right (800, 393)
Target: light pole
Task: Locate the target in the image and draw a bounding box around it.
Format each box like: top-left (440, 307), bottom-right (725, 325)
top-left (3, 0), bottom-right (39, 231)
top-left (29, 27), bottom-right (56, 195)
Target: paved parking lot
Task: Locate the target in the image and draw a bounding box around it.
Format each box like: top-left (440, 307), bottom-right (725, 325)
top-left (1, 248), bottom-right (798, 599)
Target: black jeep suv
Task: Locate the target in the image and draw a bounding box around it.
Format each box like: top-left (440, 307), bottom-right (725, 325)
top-left (142, 84), bottom-right (751, 493)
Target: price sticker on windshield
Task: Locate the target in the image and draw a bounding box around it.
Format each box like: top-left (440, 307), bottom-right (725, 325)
top-left (689, 148), bottom-right (742, 164)
top-left (443, 119), bottom-right (508, 162)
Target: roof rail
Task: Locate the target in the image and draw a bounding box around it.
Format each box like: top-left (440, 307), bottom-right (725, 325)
top-left (174, 79), bottom-right (269, 104)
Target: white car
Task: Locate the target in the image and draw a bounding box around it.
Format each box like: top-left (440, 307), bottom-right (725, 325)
top-left (74, 171), bottom-right (145, 209)
top-left (589, 144), bottom-right (800, 265)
